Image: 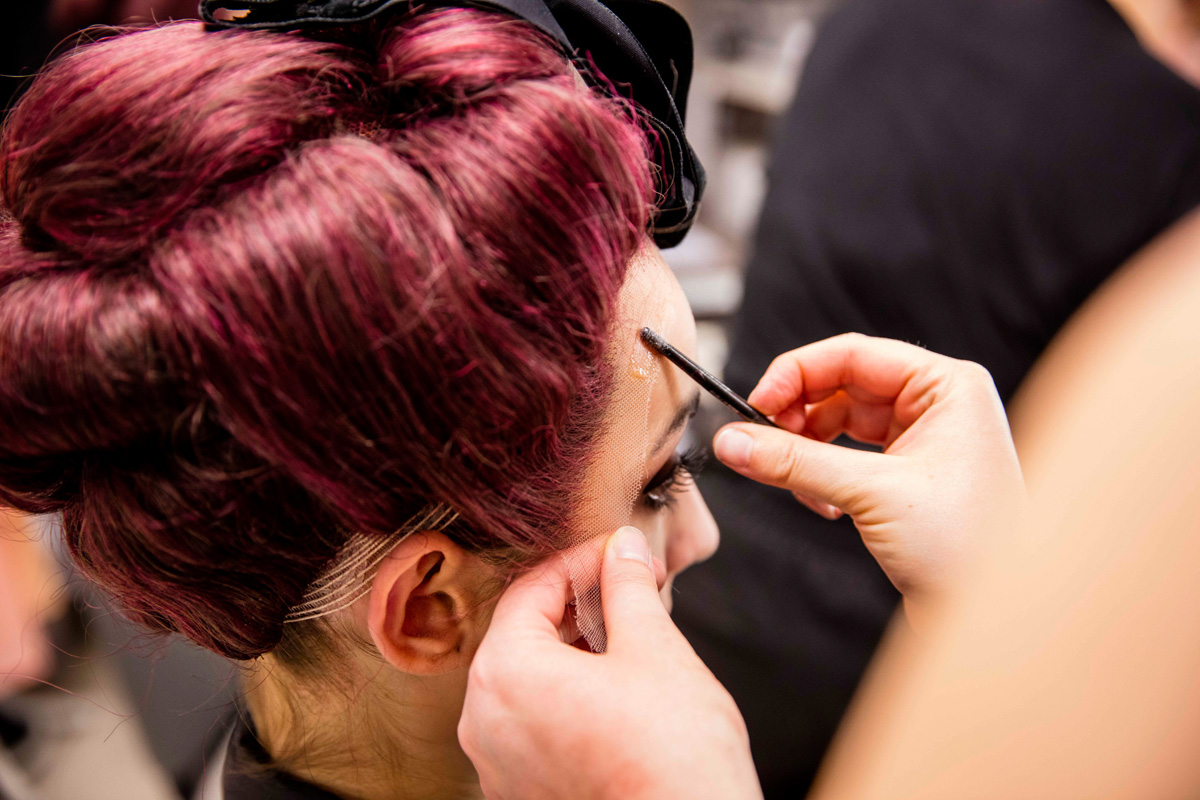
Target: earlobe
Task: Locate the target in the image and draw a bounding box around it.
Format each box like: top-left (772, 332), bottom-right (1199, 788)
top-left (367, 532), bottom-right (476, 675)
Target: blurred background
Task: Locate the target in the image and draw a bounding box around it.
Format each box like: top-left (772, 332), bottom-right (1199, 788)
top-left (4, 0), bottom-right (1199, 798)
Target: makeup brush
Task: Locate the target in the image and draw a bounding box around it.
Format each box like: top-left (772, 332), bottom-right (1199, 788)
top-left (641, 327), bottom-right (779, 428)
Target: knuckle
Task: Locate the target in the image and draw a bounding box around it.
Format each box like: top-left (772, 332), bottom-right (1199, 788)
top-left (834, 331), bottom-right (869, 350)
top-left (467, 651), bottom-right (500, 694)
top-left (770, 441), bottom-right (808, 487)
top-left (606, 565), bottom-right (656, 591)
top-left (720, 696), bottom-right (750, 739)
top-left (761, 351), bottom-right (800, 398)
top-left (957, 359), bottom-right (994, 384)
top-left (466, 651), bottom-right (528, 715)
top-left (953, 360), bottom-right (1003, 401)
top-left (456, 713), bottom-right (477, 752)
top-left (765, 351), bottom-right (790, 375)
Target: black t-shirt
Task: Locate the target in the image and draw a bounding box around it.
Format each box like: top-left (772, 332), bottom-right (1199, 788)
top-left (673, 0), bottom-right (1200, 794)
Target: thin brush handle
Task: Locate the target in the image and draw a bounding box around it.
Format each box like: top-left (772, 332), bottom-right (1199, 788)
top-left (641, 328), bottom-right (779, 428)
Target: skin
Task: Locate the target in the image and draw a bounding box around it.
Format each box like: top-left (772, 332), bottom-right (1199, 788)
top-left (460, 204), bottom-right (1200, 800)
top-left (244, 242), bottom-right (717, 800)
top-left (459, 332), bottom-right (1024, 799)
top-left (0, 511), bottom-right (62, 699)
top-left (1108, 0), bottom-right (1200, 86)
top-left (587, 244), bottom-right (717, 612)
top-left (461, 527), bottom-right (760, 800)
top-left (456, 7), bottom-right (1200, 794)
top-left (813, 204), bottom-right (1200, 800)
top-left (715, 334), bottom-right (1025, 623)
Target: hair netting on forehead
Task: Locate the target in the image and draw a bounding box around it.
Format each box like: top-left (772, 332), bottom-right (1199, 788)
top-left (558, 260), bottom-right (676, 652)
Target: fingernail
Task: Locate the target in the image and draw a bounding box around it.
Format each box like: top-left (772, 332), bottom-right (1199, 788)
top-left (715, 428), bottom-right (754, 468)
top-left (613, 526), bottom-right (652, 568)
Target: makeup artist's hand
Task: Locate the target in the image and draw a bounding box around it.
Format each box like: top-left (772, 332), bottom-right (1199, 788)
top-left (459, 527), bottom-right (761, 800)
top-left (713, 333), bottom-right (1025, 615)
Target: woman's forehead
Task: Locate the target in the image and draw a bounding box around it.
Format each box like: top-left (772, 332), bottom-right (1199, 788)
top-left (601, 245), bottom-right (697, 477)
top-left (560, 246), bottom-right (696, 607)
top-left (615, 245), bottom-right (696, 361)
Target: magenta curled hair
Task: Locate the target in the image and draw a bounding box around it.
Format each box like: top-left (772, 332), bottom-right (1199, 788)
top-left (0, 11), bottom-right (653, 660)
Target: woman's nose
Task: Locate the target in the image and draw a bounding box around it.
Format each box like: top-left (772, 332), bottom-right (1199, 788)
top-left (666, 482), bottom-right (719, 575)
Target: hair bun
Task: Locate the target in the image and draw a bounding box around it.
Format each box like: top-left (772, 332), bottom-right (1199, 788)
top-left (374, 9), bottom-right (570, 117)
top-left (0, 10), bottom-right (651, 662)
top-left (0, 223), bottom-right (184, 507)
top-left (1, 25), bottom-right (365, 263)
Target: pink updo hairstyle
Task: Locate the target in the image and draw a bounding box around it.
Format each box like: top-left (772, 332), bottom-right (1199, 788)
top-left (0, 10), bottom-right (654, 661)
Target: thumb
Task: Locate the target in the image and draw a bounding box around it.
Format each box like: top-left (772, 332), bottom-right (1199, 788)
top-left (600, 526), bottom-right (678, 653)
top-left (484, 554), bottom-right (574, 647)
top-left (713, 423), bottom-right (882, 512)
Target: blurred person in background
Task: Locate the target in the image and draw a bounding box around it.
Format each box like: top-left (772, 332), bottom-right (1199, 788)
top-left (673, 0), bottom-right (1200, 794)
top-left (0, 514), bottom-right (58, 703)
top-left (1, 517), bottom-right (183, 800)
top-left (1, 512), bottom-right (60, 798)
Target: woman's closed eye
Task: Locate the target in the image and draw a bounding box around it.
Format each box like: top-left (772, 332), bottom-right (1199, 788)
top-left (640, 446), bottom-right (708, 511)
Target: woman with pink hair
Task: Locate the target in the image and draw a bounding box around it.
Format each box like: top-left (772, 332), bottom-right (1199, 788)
top-left (0, 7), bottom-right (720, 797)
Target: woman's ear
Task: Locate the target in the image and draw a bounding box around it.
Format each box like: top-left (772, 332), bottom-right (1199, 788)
top-left (367, 531), bottom-right (492, 675)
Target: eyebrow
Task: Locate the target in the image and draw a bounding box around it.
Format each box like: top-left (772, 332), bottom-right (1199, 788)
top-left (651, 391), bottom-right (701, 455)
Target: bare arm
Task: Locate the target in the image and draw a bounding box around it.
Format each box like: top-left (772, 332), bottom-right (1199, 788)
top-left (814, 207), bottom-right (1200, 799)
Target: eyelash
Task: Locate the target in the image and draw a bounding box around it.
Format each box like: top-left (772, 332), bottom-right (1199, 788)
top-left (640, 446), bottom-right (708, 512)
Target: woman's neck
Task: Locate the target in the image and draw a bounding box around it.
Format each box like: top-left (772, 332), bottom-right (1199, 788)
top-left (245, 658), bottom-right (484, 800)
top-left (1110, 0), bottom-right (1200, 86)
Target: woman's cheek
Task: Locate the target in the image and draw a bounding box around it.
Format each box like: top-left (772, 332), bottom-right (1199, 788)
top-left (629, 505), bottom-right (671, 566)
top-left (665, 484), bottom-right (719, 576)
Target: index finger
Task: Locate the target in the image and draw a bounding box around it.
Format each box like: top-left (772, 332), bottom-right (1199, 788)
top-left (485, 554), bottom-right (574, 646)
top-left (748, 334), bottom-right (949, 421)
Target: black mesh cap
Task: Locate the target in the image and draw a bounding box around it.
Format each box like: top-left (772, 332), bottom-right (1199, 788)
top-left (199, 0), bottom-right (706, 247)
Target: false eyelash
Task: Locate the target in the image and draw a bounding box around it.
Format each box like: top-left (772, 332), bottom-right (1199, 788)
top-left (641, 446), bottom-right (708, 511)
